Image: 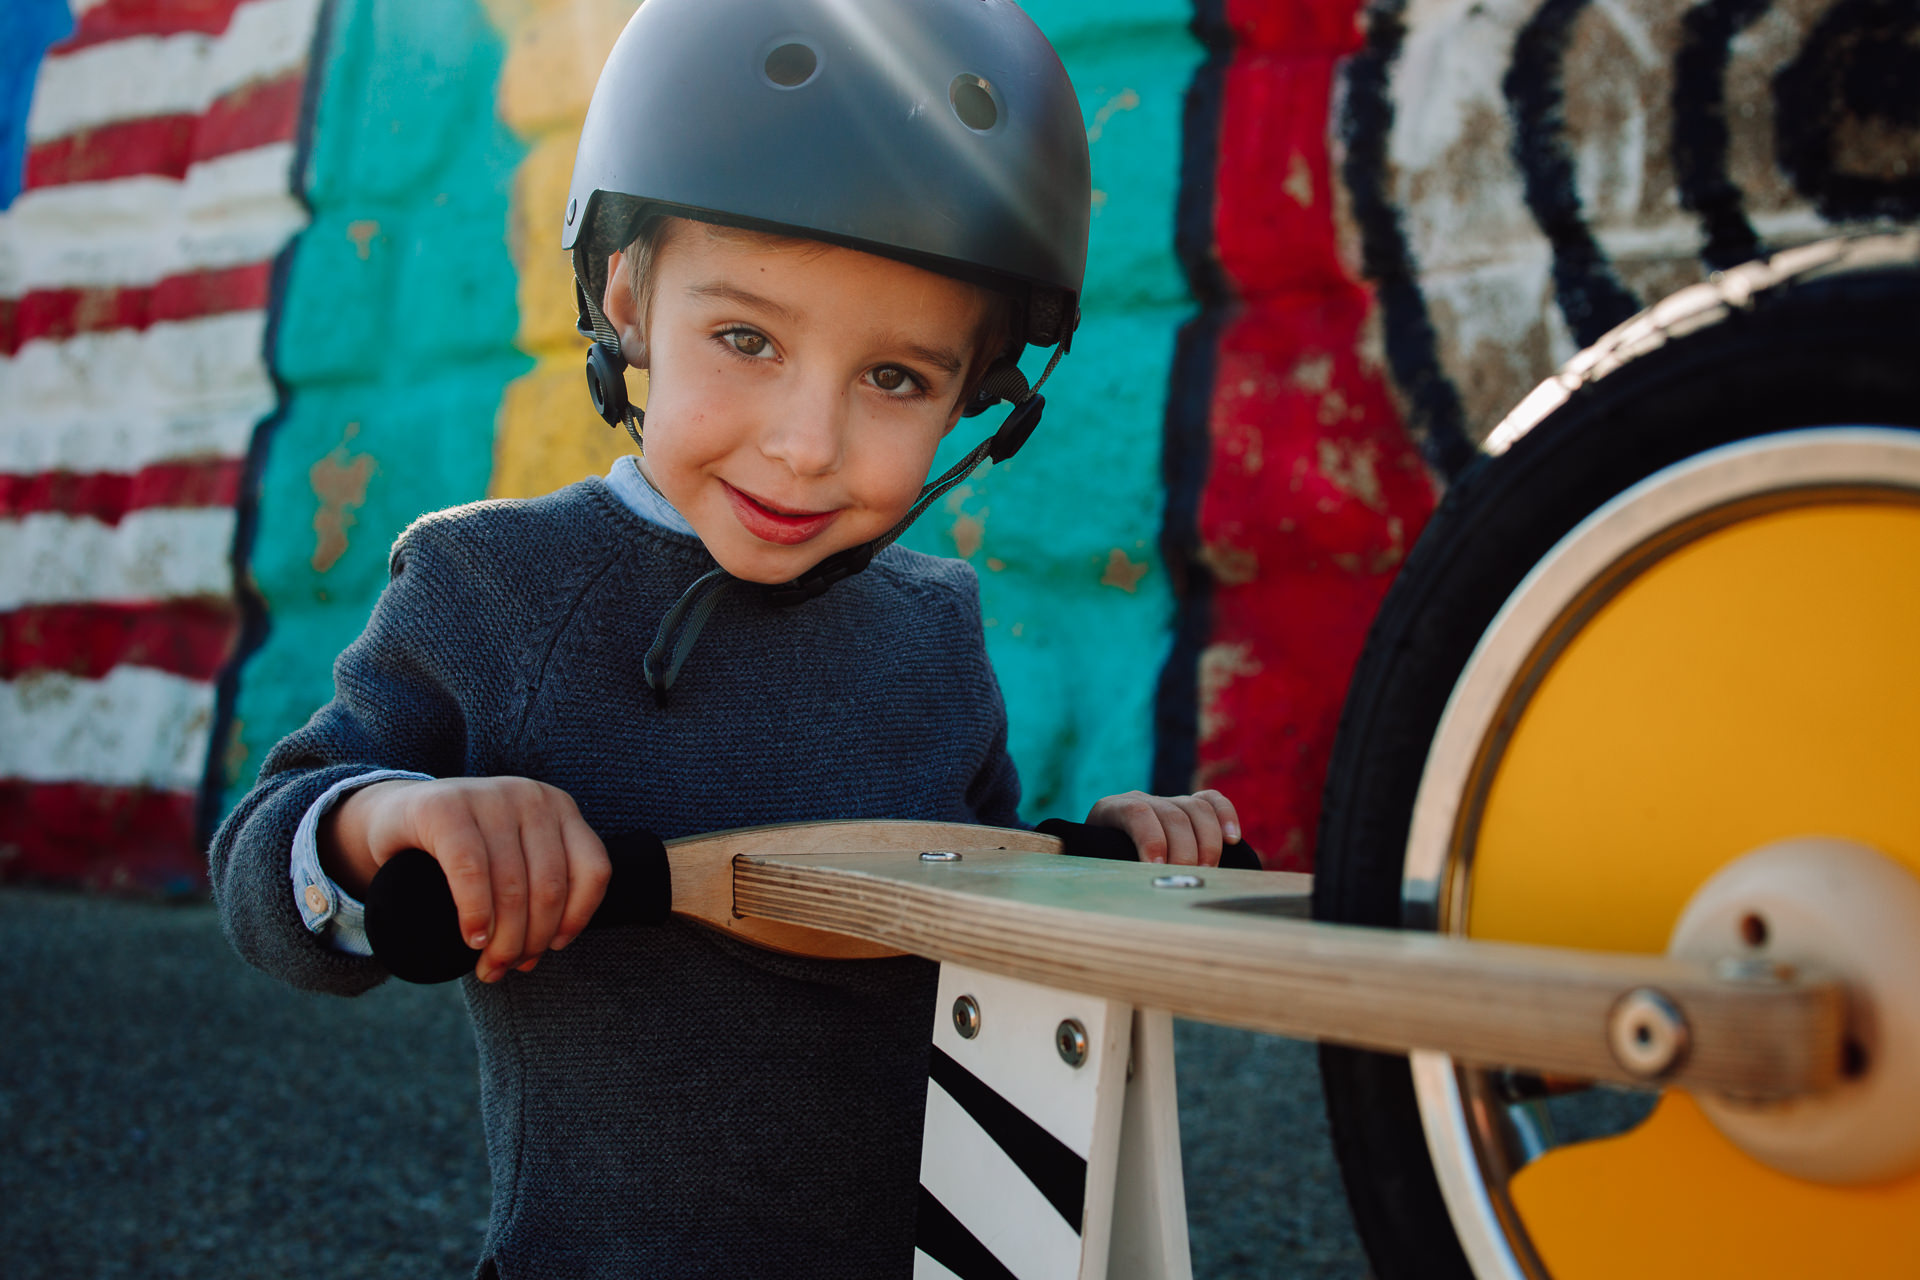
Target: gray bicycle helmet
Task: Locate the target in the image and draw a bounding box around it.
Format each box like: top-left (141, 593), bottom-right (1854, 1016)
top-left (565, 0), bottom-right (1091, 696)
top-left (566, 0), bottom-right (1089, 425)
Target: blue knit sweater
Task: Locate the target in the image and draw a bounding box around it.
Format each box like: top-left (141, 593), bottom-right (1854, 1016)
top-left (209, 476), bottom-right (1023, 1279)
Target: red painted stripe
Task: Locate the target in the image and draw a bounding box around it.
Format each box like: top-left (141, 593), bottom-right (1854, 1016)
top-left (1223, 0), bottom-right (1367, 54)
top-left (0, 263), bottom-right (272, 354)
top-left (1, 599), bottom-right (241, 682)
top-left (26, 113), bottom-right (196, 187)
top-left (24, 70), bottom-right (306, 189)
top-left (0, 458), bottom-right (247, 524)
top-left (1213, 52), bottom-right (1348, 300)
top-left (0, 780), bottom-right (206, 894)
top-left (193, 72), bottom-right (307, 165)
top-left (1193, 291), bottom-right (1436, 872)
top-left (54, 0), bottom-right (253, 53)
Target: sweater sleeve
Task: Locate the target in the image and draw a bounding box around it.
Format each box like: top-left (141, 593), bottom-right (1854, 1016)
top-left (208, 520), bottom-right (517, 996)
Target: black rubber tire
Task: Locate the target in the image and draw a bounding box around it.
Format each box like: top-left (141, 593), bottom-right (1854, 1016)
top-left (1311, 232), bottom-right (1920, 1280)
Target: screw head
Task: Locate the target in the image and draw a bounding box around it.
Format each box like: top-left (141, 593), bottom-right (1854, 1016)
top-left (1153, 873), bottom-right (1204, 889)
top-left (952, 994), bottom-right (981, 1039)
top-left (1608, 987), bottom-right (1690, 1079)
top-left (1055, 1018), bottom-right (1089, 1068)
top-left (921, 850), bottom-right (961, 863)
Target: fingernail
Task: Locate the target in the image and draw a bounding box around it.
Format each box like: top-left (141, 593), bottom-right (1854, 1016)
top-left (478, 966), bottom-right (501, 984)
top-left (552, 934), bottom-right (574, 952)
top-left (516, 958), bottom-right (538, 973)
top-left (468, 932), bottom-right (488, 950)
top-left (1149, 852), bottom-right (1166, 864)
top-left (1225, 822), bottom-right (1241, 842)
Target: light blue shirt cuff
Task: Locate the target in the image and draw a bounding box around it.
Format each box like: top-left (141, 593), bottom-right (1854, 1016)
top-left (291, 769), bottom-right (434, 956)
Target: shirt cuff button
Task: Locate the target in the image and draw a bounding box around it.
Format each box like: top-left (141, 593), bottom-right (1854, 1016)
top-left (304, 884), bottom-right (328, 914)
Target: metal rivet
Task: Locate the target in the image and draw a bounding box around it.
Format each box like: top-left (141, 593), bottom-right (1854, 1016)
top-left (1152, 873), bottom-right (1204, 889)
top-left (1608, 988), bottom-right (1690, 1079)
top-left (566, 197), bottom-right (577, 226)
top-left (1055, 1018), bottom-right (1088, 1068)
top-left (920, 850), bottom-right (961, 863)
top-left (952, 994), bottom-right (981, 1039)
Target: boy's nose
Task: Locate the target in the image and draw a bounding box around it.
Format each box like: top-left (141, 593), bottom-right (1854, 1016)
top-left (761, 379), bottom-right (847, 477)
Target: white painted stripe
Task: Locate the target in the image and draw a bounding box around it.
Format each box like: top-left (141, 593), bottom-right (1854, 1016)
top-left (0, 507), bottom-right (238, 610)
top-left (932, 966), bottom-right (1114, 1160)
top-left (920, 1082), bottom-right (1085, 1280)
top-left (0, 666), bottom-right (215, 791)
top-left (0, 405), bottom-right (264, 476)
top-left (911, 1250), bottom-right (965, 1280)
top-left (1, 311), bottom-right (273, 420)
top-left (27, 0), bottom-right (324, 143)
top-left (0, 144), bottom-right (304, 294)
top-left (70, 0), bottom-right (111, 13)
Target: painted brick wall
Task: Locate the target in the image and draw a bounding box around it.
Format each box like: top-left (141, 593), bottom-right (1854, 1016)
top-left (223, 0), bottom-right (529, 796)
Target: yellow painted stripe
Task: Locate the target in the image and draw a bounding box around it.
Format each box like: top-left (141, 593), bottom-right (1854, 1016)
top-left (486, 0), bottom-right (644, 500)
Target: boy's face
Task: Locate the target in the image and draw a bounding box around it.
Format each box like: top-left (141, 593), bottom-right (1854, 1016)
top-left (603, 221), bottom-right (992, 585)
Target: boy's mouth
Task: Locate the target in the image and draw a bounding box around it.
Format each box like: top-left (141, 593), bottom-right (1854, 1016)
top-left (723, 482), bottom-right (839, 545)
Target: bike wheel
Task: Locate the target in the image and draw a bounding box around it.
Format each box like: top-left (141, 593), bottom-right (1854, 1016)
top-left (1313, 232), bottom-right (1920, 1280)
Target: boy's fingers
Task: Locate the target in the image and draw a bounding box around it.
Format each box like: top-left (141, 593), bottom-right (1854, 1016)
top-left (517, 813), bottom-right (572, 960)
top-left (424, 814), bottom-right (497, 957)
top-left (553, 814), bottom-right (610, 951)
top-left (478, 825), bottom-right (530, 983)
top-left (1155, 797), bottom-right (1202, 866)
top-left (1088, 793), bottom-right (1166, 863)
top-left (1172, 794), bottom-right (1225, 867)
top-left (1193, 789), bottom-right (1242, 844)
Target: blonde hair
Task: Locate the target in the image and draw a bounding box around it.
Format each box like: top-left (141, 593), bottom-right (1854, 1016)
top-left (619, 217), bottom-right (1014, 404)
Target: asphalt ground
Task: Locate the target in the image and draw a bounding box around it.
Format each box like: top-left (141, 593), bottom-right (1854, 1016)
top-left (0, 886), bottom-right (1370, 1278)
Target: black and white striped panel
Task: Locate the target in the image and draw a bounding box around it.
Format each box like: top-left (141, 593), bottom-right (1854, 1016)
top-left (915, 965), bottom-right (1130, 1280)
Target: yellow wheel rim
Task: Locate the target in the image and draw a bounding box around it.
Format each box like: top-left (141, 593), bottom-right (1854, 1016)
top-left (1406, 431), bottom-right (1920, 1279)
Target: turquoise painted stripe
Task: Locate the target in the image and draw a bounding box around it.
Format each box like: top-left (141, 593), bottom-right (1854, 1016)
top-left (224, 0), bottom-right (528, 804)
top-left (900, 6), bottom-right (1201, 820)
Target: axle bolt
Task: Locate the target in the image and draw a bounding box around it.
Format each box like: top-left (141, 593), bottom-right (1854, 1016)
top-left (1608, 988), bottom-right (1690, 1079)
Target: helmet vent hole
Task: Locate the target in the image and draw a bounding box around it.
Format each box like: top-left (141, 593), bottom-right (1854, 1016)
top-left (950, 74), bottom-right (999, 131)
top-left (763, 42), bottom-right (818, 89)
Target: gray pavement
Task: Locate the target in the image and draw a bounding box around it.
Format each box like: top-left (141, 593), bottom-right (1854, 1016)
top-left (0, 887), bottom-right (1369, 1278)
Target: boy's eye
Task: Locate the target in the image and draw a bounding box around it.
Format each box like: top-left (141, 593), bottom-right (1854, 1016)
top-left (723, 329), bottom-right (771, 357)
top-left (870, 365), bottom-right (922, 395)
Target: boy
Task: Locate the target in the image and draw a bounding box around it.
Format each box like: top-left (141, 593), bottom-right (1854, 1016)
top-left (211, 1), bottom-right (1241, 1275)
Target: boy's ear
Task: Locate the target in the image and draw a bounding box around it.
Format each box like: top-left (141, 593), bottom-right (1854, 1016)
top-left (600, 251), bottom-right (649, 369)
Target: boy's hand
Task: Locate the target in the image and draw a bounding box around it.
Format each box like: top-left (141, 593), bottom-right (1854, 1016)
top-left (323, 777), bottom-right (610, 983)
top-left (1084, 789), bottom-right (1241, 867)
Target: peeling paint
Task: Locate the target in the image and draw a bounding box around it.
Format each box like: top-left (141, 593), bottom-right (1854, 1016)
top-left (1099, 547), bottom-right (1149, 593)
top-left (1196, 641), bottom-right (1261, 747)
top-left (1086, 87), bottom-right (1140, 145)
top-left (309, 423), bottom-right (375, 574)
top-left (1199, 539), bottom-right (1258, 587)
top-left (1284, 152), bottom-right (1314, 206)
top-left (345, 218), bottom-right (379, 260)
top-left (950, 512), bottom-right (986, 561)
top-left (1315, 436), bottom-right (1386, 513)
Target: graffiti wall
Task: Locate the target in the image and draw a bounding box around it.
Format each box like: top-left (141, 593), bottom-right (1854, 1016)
top-left (1, 0), bottom-right (1910, 891)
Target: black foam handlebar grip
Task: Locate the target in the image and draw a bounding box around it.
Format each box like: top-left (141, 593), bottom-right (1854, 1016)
top-left (1036, 818), bottom-right (1263, 871)
top-left (363, 830), bottom-right (672, 984)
